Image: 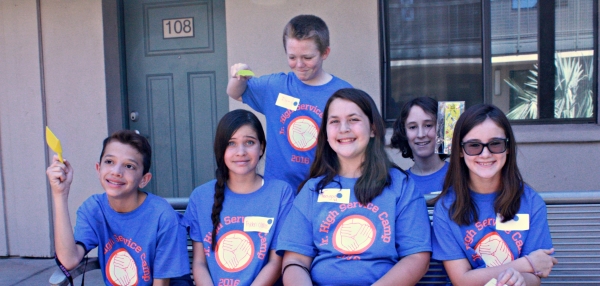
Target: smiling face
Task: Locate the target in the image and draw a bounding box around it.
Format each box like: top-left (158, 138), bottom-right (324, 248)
top-left (461, 118), bottom-right (508, 191)
top-left (405, 105), bottom-right (437, 160)
top-left (326, 98), bottom-right (374, 173)
top-left (96, 141), bottom-right (151, 200)
top-left (285, 38), bottom-right (330, 85)
top-left (224, 124), bottom-right (263, 179)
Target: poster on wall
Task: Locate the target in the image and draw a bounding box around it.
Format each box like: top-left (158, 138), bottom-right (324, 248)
top-left (436, 101), bottom-right (465, 155)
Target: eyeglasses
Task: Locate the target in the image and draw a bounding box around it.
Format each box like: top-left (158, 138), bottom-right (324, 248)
top-left (461, 138), bottom-right (509, 156)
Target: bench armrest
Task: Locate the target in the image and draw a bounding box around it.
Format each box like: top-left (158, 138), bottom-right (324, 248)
top-left (49, 257), bottom-right (101, 286)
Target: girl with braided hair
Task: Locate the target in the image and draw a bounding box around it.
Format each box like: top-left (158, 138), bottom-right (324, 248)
top-left (184, 109), bottom-right (295, 285)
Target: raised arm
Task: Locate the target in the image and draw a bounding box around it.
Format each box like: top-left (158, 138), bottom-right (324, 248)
top-left (281, 251), bottom-right (313, 286)
top-left (226, 63), bottom-right (252, 101)
top-left (46, 155), bottom-right (86, 269)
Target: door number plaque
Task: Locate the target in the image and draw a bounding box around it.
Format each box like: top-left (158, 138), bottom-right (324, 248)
top-left (163, 18), bottom-right (194, 39)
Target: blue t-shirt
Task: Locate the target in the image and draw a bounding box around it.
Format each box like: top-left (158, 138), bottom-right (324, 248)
top-left (409, 162), bottom-right (451, 285)
top-left (74, 192), bottom-right (190, 285)
top-left (242, 72), bottom-right (352, 190)
top-left (408, 161), bottom-right (449, 196)
top-left (184, 179), bottom-right (294, 286)
top-left (432, 185), bottom-right (553, 269)
top-left (277, 168), bottom-right (431, 285)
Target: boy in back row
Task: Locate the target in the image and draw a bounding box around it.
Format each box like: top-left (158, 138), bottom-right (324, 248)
top-left (47, 130), bottom-right (191, 285)
top-left (227, 14), bottom-right (352, 191)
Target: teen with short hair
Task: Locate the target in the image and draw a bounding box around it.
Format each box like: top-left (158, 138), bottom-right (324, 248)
top-left (227, 14), bottom-right (352, 190)
top-left (47, 130), bottom-right (190, 286)
top-left (390, 97), bottom-right (449, 195)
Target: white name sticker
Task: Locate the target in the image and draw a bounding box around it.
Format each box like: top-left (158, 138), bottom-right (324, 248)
top-left (275, 93), bottom-right (300, 111)
top-left (243, 216), bottom-right (274, 233)
top-left (496, 213), bottom-right (530, 231)
top-left (317, 188), bottom-right (350, 204)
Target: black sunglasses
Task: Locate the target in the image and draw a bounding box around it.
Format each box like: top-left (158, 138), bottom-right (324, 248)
top-left (461, 138), bottom-right (509, 156)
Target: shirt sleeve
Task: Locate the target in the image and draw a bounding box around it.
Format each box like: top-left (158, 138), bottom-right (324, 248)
top-left (184, 191), bottom-right (203, 242)
top-left (431, 198), bottom-right (466, 261)
top-left (153, 211), bottom-right (191, 279)
top-left (520, 190), bottom-right (553, 256)
top-left (241, 74), bottom-right (277, 114)
top-left (271, 182), bottom-right (296, 254)
top-left (73, 202), bottom-right (99, 254)
top-left (394, 175), bottom-right (432, 257)
top-left (276, 186), bottom-right (317, 257)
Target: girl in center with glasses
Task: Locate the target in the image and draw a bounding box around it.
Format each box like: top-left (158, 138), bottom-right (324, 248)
top-left (431, 104), bottom-right (558, 286)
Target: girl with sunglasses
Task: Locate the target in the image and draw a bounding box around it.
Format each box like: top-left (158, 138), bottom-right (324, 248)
top-left (431, 104), bottom-right (557, 286)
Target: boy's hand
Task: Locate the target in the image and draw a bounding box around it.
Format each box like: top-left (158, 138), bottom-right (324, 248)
top-left (46, 155), bottom-right (73, 197)
top-left (230, 63), bottom-right (252, 80)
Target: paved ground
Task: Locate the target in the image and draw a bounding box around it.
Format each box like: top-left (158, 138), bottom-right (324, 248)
top-left (0, 257), bottom-right (103, 286)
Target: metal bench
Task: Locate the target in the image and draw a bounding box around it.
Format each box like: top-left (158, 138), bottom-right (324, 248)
top-left (50, 191), bottom-right (600, 285)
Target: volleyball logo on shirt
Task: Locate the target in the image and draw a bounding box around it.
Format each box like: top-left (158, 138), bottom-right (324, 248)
top-left (216, 230), bottom-right (255, 272)
top-left (287, 116), bottom-right (319, 151)
top-left (474, 232), bottom-right (514, 267)
top-left (333, 215), bottom-right (376, 254)
top-left (106, 248), bottom-right (138, 286)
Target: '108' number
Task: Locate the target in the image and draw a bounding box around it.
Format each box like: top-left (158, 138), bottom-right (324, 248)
top-left (163, 18), bottom-right (194, 39)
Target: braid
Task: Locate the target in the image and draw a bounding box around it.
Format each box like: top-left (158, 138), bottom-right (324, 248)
top-left (210, 168), bottom-right (227, 251)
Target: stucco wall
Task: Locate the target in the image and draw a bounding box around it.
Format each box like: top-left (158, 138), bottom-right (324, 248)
top-left (0, 0), bottom-right (50, 257)
top-left (0, 0), bottom-right (108, 256)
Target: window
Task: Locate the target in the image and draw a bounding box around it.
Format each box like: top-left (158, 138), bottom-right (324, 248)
top-left (382, 0), bottom-right (597, 124)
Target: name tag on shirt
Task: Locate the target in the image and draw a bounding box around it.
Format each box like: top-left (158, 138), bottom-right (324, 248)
top-left (243, 216), bottom-right (274, 233)
top-left (275, 93), bottom-right (300, 111)
top-left (317, 188), bottom-right (350, 204)
top-left (496, 213), bottom-right (530, 231)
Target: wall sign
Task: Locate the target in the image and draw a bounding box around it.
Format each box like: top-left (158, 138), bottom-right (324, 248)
top-left (163, 17), bottom-right (194, 39)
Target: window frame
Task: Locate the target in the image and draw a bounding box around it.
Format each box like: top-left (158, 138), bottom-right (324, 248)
top-left (380, 0), bottom-right (599, 126)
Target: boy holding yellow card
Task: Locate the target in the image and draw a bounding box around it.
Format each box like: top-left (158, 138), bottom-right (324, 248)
top-left (227, 15), bottom-right (352, 191)
top-left (46, 130), bottom-right (191, 285)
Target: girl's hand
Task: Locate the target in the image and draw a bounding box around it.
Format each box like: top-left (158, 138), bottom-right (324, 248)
top-left (230, 63), bottom-right (252, 80)
top-left (496, 268), bottom-right (525, 286)
top-left (46, 155), bottom-right (73, 197)
top-left (527, 248), bottom-right (558, 277)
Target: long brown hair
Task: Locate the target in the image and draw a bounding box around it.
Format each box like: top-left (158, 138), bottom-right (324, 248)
top-left (299, 88), bottom-right (405, 205)
top-left (432, 104), bottom-right (524, 225)
top-left (210, 110), bottom-right (266, 250)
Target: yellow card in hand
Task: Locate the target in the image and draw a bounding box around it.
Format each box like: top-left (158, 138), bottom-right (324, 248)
top-left (45, 126), bottom-right (64, 163)
top-left (237, 69), bottom-right (255, 77)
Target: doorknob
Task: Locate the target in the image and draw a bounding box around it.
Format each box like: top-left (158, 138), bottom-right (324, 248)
top-left (130, 111), bottom-right (139, 122)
